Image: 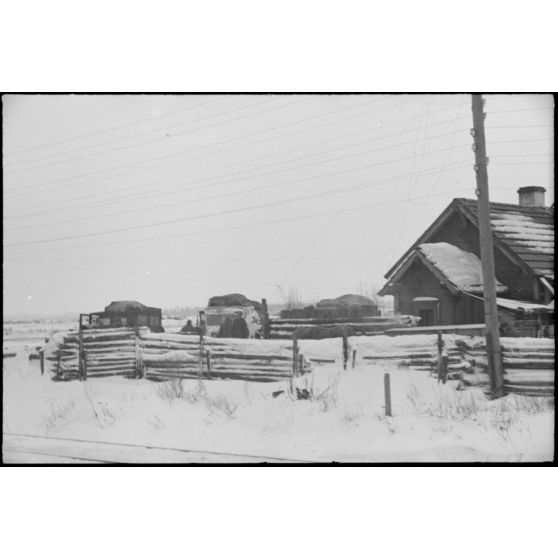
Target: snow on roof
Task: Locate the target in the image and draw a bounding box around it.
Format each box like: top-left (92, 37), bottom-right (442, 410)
top-left (418, 242), bottom-right (507, 294)
top-left (495, 297), bottom-right (554, 314)
top-left (457, 199), bottom-right (554, 277)
top-left (465, 293), bottom-right (554, 314)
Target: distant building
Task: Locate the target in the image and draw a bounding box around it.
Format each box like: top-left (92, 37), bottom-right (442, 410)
top-left (379, 186), bottom-right (554, 336)
top-left (81, 300), bottom-right (164, 332)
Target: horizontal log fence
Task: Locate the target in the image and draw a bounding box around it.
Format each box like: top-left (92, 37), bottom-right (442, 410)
top-left (352, 334), bottom-right (555, 397)
top-left (43, 327), bottom-right (554, 397)
top-left (45, 327), bottom-right (312, 384)
top-left (455, 337), bottom-right (555, 397)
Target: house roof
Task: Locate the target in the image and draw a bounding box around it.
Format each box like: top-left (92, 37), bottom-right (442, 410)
top-left (379, 242), bottom-right (507, 296)
top-left (419, 242), bottom-right (507, 293)
top-left (384, 198), bottom-right (554, 280)
top-left (457, 199), bottom-right (554, 278)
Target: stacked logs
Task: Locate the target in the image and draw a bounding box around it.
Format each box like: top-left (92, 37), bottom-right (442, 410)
top-left (44, 327), bottom-right (311, 383)
top-left (268, 316), bottom-right (417, 339)
top-left (357, 339), bottom-right (467, 378)
top-left (46, 328), bottom-right (137, 380)
top-left (139, 330), bottom-right (308, 382)
top-left (456, 337), bottom-right (555, 397)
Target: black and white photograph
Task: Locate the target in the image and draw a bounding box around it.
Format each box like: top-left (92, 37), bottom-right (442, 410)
top-left (2, 93), bottom-right (554, 464)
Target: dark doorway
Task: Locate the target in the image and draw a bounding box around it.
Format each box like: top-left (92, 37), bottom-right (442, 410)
top-left (418, 308), bottom-right (434, 326)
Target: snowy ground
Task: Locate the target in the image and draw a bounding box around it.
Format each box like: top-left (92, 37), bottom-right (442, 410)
top-left (3, 334), bottom-right (554, 462)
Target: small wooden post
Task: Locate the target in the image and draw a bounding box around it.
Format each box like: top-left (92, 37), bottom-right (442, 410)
top-left (199, 310), bottom-right (207, 336)
top-left (56, 354), bottom-right (61, 377)
top-left (384, 373), bottom-right (392, 417)
top-left (206, 349), bottom-right (212, 379)
top-left (440, 351), bottom-right (448, 384)
top-left (437, 331), bottom-right (443, 382)
top-left (291, 333), bottom-right (299, 394)
top-left (199, 328), bottom-right (205, 378)
top-left (78, 329), bottom-right (84, 381)
top-left (352, 349), bottom-right (357, 369)
top-left (342, 327), bottom-right (349, 370)
top-left (82, 351), bottom-right (88, 381)
top-left (39, 350), bottom-right (44, 376)
top-left (139, 343), bottom-right (145, 379)
top-left (261, 298), bottom-right (270, 339)
top-left (134, 326), bottom-right (141, 379)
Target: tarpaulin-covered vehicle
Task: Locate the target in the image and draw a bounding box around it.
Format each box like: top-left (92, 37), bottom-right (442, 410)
top-left (205, 294), bottom-right (265, 338)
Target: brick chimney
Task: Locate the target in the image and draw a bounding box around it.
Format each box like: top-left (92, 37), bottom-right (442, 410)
top-left (517, 186), bottom-right (546, 208)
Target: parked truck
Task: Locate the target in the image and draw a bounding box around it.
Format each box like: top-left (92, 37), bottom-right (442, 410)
top-left (204, 294), bottom-right (268, 338)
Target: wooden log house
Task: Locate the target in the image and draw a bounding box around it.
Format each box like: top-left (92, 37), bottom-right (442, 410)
top-left (378, 186), bottom-right (554, 336)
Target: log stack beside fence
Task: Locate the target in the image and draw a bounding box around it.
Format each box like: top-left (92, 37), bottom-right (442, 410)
top-left (456, 337), bottom-right (555, 397)
top-left (268, 315), bottom-right (419, 339)
top-left (45, 327), bottom-right (311, 383)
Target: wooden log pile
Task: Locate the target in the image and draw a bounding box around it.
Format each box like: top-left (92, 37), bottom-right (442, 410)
top-left (268, 316), bottom-right (417, 339)
top-left (138, 330), bottom-right (309, 382)
top-left (44, 327), bottom-right (312, 383)
top-left (455, 337), bottom-right (555, 397)
top-left (45, 327), bottom-right (137, 380)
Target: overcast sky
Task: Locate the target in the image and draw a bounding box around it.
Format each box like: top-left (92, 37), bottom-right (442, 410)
top-left (3, 94), bottom-right (554, 317)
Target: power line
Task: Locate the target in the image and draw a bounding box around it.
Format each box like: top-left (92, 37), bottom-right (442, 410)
top-left (278, 102), bottom-right (433, 289)
top-left (5, 95), bottom-right (397, 171)
top-left (4, 96), bottom-right (404, 193)
top-left (489, 137), bottom-right (553, 144)
top-left (490, 161), bottom-right (552, 165)
top-left (4, 183), bottom-right (474, 258)
top-left (4, 172), bottom-right (472, 250)
top-left (3, 95), bottom-right (229, 157)
top-left (489, 153), bottom-right (552, 157)
top-left (487, 107), bottom-right (554, 115)
top-left (5, 104), bottom-right (470, 212)
top-left (486, 124), bottom-right (553, 129)
top-left (4, 147), bottom-right (471, 237)
top-left (6, 110), bottom-right (465, 219)
top-left (4, 137), bottom-right (472, 232)
top-left (4, 96), bottom-right (312, 174)
top-left (5, 97), bottom-right (468, 199)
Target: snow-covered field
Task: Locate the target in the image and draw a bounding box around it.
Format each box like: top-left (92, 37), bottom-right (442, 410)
top-left (3, 322), bottom-right (554, 462)
top-left (3, 319), bottom-right (77, 356)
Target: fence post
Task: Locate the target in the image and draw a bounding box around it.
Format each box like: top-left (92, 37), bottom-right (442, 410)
top-left (384, 373), bottom-right (392, 417)
top-left (261, 298), bottom-right (270, 339)
top-left (206, 349), bottom-right (212, 379)
top-left (78, 329), bottom-right (84, 381)
top-left (441, 351), bottom-right (448, 384)
top-left (82, 351), bottom-right (88, 381)
top-left (291, 333), bottom-right (299, 394)
top-left (352, 348), bottom-right (357, 369)
top-left (134, 327), bottom-right (141, 379)
top-left (199, 329), bottom-right (205, 378)
top-left (57, 354), bottom-right (61, 377)
top-left (39, 349), bottom-right (44, 376)
top-left (342, 327), bottom-right (349, 370)
top-left (436, 330), bottom-right (443, 382)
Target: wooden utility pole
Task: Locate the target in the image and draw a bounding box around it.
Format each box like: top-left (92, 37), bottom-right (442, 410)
top-left (471, 94), bottom-right (505, 399)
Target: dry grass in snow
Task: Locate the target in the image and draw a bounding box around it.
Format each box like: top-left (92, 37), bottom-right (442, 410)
top-left (3, 350), bottom-right (554, 462)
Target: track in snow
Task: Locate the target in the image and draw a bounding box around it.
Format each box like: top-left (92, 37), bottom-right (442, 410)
top-left (2, 433), bottom-right (317, 464)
